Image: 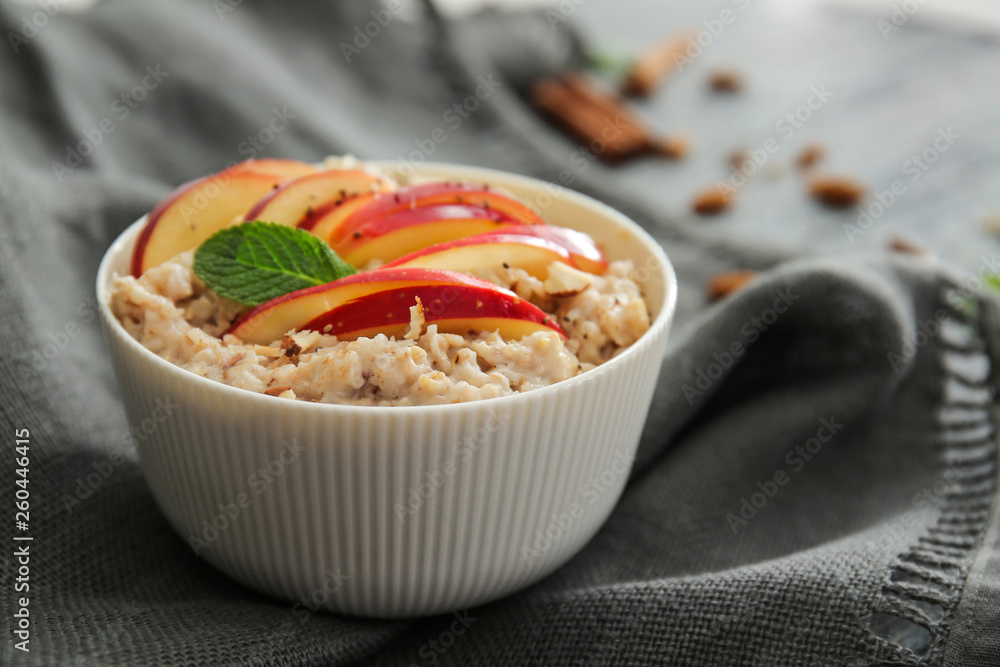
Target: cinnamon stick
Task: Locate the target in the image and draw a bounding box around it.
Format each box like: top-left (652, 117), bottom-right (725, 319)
top-left (531, 74), bottom-right (689, 164)
top-left (531, 77), bottom-right (649, 163)
top-left (558, 74), bottom-right (654, 154)
top-left (621, 33), bottom-right (692, 98)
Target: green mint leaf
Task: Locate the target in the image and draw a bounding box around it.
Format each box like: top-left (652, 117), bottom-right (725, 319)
top-left (192, 221), bottom-right (356, 306)
top-left (585, 45), bottom-right (634, 77)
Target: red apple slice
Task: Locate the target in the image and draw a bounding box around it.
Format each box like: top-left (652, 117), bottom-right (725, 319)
top-left (234, 158), bottom-right (318, 180)
top-left (477, 225), bottom-right (608, 274)
top-left (381, 233), bottom-right (577, 279)
top-left (242, 170), bottom-right (392, 226)
top-left (298, 192), bottom-right (378, 240)
top-left (131, 169), bottom-right (290, 277)
top-left (328, 182), bottom-right (544, 246)
top-left (333, 204), bottom-right (522, 267)
top-left (228, 268), bottom-right (485, 344)
top-left (303, 283), bottom-right (565, 341)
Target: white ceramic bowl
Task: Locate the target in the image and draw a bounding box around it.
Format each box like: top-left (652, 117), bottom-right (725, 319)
top-left (98, 162), bottom-right (676, 618)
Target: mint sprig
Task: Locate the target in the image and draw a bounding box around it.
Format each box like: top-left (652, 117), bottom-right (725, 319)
top-left (193, 221), bottom-right (356, 306)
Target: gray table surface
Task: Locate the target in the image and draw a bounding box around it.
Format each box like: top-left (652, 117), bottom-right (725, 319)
top-left (565, 0), bottom-right (999, 277)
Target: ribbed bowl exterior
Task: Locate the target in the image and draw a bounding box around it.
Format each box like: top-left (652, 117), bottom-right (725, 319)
top-left (98, 163), bottom-right (676, 618)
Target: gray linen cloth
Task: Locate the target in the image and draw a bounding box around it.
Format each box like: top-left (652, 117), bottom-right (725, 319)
top-left (0, 1), bottom-right (997, 665)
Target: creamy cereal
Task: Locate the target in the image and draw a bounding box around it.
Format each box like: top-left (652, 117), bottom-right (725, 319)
top-left (110, 253), bottom-right (650, 406)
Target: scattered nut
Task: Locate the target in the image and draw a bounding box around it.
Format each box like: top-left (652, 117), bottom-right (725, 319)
top-left (544, 261), bottom-right (594, 297)
top-left (405, 297), bottom-right (426, 340)
top-left (659, 136), bottom-right (690, 160)
top-left (707, 270), bottom-right (758, 302)
top-left (709, 70), bottom-right (742, 93)
top-left (808, 176), bottom-right (865, 209)
top-left (796, 144), bottom-right (825, 170)
top-left (279, 334), bottom-right (302, 362)
top-left (888, 236), bottom-right (926, 255)
top-left (692, 187), bottom-right (733, 216)
top-left (264, 386), bottom-right (294, 397)
top-left (730, 150), bottom-right (749, 171)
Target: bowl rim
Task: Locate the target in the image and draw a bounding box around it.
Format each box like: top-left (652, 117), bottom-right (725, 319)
top-left (98, 161), bottom-right (677, 415)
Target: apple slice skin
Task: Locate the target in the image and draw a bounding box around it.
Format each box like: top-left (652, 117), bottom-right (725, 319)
top-left (297, 192), bottom-right (376, 238)
top-left (481, 225), bottom-right (608, 274)
top-left (131, 159), bottom-right (321, 277)
top-left (302, 283), bottom-right (567, 341)
top-left (242, 170), bottom-right (390, 226)
top-left (234, 158), bottom-right (318, 180)
top-left (328, 182), bottom-right (544, 246)
top-left (131, 170), bottom-right (288, 277)
top-left (226, 268), bottom-right (499, 344)
top-left (381, 233), bottom-right (577, 279)
top-left (334, 204), bottom-right (519, 267)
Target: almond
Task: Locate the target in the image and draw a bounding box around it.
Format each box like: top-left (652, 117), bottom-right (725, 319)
top-left (692, 187), bottom-right (733, 216)
top-left (809, 176), bottom-right (865, 209)
top-left (730, 150), bottom-right (749, 171)
top-left (544, 261), bottom-right (594, 298)
top-left (709, 70), bottom-right (742, 93)
top-left (795, 144), bottom-right (824, 170)
top-left (707, 270), bottom-right (758, 302)
top-left (659, 136), bottom-right (690, 160)
top-left (888, 236), bottom-right (926, 255)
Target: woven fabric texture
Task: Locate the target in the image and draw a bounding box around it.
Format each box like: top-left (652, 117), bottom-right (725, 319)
top-left (0, 1), bottom-right (997, 665)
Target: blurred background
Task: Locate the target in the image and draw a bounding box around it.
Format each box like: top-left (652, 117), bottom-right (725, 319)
top-left (5, 0), bottom-right (998, 305)
top-left (2, 3), bottom-right (997, 662)
top-left (428, 0), bottom-right (999, 273)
